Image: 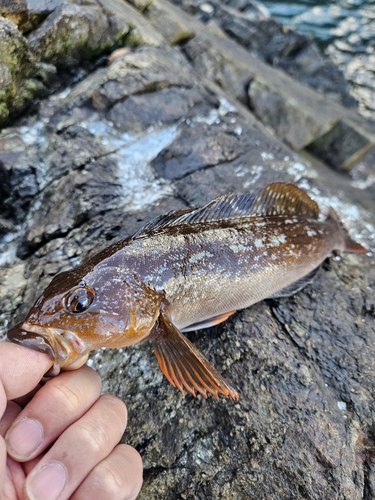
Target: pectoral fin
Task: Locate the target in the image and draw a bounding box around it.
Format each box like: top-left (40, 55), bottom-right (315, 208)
top-left (150, 311), bottom-right (239, 400)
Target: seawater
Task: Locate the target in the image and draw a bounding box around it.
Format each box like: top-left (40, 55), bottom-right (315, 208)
top-left (261, 0), bottom-right (375, 119)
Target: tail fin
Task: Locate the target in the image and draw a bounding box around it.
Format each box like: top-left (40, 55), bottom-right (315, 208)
top-left (327, 208), bottom-right (368, 254)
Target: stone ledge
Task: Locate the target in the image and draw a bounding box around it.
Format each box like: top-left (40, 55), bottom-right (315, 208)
top-left (154, 0), bottom-right (375, 171)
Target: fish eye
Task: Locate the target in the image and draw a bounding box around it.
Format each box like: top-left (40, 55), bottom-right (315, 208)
top-left (65, 287), bottom-right (94, 314)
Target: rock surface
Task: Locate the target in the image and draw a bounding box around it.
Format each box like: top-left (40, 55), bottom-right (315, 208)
top-left (1, 2), bottom-right (375, 499)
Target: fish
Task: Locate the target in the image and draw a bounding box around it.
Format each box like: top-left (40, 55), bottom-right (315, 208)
top-left (8, 182), bottom-right (367, 400)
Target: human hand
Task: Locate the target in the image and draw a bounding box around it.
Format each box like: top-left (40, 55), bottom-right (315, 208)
top-left (0, 342), bottom-right (143, 500)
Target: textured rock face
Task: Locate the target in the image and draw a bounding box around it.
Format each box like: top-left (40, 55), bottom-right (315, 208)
top-left (1, 2), bottom-right (375, 499)
top-left (0, 17), bottom-right (42, 124)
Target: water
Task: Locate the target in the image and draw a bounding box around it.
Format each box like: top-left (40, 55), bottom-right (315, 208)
top-left (261, 0), bottom-right (375, 118)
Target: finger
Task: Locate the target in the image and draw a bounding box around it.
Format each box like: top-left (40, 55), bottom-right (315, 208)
top-left (62, 354), bottom-right (89, 371)
top-left (0, 343), bottom-right (52, 414)
top-left (0, 438), bottom-right (26, 500)
top-left (0, 437), bottom-right (5, 498)
top-left (71, 444), bottom-right (143, 500)
top-left (5, 366), bottom-right (101, 462)
top-left (0, 401), bottom-right (22, 437)
top-left (13, 385), bottom-right (42, 408)
top-left (24, 395), bottom-right (127, 500)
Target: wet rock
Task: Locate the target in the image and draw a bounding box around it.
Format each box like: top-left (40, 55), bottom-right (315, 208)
top-left (0, 0), bottom-right (166, 126)
top-left (248, 77), bottom-right (336, 150)
top-left (170, 0), bottom-right (356, 108)
top-left (156, 0), bottom-right (373, 168)
top-left (0, 130), bottom-right (39, 224)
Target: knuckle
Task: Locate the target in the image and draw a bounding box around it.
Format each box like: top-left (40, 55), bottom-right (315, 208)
top-left (99, 395), bottom-right (128, 428)
top-left (91, 462), bottom-right (124, 498)
top-left (47, 381), bottom-right (82, 415)
top-left (75, 420), bottom-right (110, 454)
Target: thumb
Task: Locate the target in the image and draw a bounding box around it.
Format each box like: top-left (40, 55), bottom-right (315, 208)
top-left (0, 342), bottom-right (52, 415)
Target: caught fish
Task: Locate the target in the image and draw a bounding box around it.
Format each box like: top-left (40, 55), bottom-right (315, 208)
top-left (8, 183), bottom-right (367, 399)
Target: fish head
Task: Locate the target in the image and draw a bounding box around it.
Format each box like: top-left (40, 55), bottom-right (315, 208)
top-left (7, 265), bottom-right (163, 368)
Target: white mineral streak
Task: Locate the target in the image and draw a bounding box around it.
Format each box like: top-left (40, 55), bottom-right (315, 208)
top-left (79, 113), bottom-right (179, 210)
top-left (112, 126), bottom-right (178, 211)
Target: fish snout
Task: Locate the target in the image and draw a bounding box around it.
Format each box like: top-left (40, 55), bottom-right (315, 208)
top-left (7, 322), bottom-right (56, 359)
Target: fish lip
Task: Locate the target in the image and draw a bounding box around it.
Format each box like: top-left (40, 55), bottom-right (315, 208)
top-left (7, 322), bottom-right (73, 363)
top-left (7, 322), bottom-right (56, 359)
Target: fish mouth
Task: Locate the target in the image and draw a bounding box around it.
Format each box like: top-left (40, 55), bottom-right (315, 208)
top-left (7, 322), bottom-right (78, 365)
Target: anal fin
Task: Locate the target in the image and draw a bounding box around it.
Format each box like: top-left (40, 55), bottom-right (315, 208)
top-left (150, 311), bottom-right (239, 400)
top-left (268, 266), bottom-right (320, 299)
top-left (180, 310), bottom-right (236, 332)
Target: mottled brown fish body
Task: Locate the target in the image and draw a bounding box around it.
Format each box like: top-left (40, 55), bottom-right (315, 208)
top-left (8, 183), bottom-right (367, 400)
top-left (122, 215), bottom-right (344, 331)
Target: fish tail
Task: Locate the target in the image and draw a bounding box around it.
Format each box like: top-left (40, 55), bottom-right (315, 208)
top-left (327, 208), bottom-right (368, 254)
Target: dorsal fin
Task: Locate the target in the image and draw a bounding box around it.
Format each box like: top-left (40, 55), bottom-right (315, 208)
top-left (131, 183), bottom-right (319, 239)
top-left (131, 207), bottom-right (196, 239)
top-left (251, 182), bottom-right (319, 219)
top-left (131, 193), bottom-right (255, 239)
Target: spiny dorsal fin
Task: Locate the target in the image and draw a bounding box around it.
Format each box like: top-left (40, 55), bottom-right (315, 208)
top-left (251, 182), bottom-right (319, 219)
top-left (131, 183), bottom-right (319, 239)
top-left (131, 194), bottom-right (255, 239)
top-left (131, 206), bottom-right (196, 239)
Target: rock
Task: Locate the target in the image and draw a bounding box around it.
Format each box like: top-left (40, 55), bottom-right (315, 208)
top-left (107, 87), bottom-right (209, 133)
top-left (0, 0), bottom-right (61, 34)
top-left (126, 0), bottom-right (154, 12)
top-left (169, 0), bottom-right (356, 108)
top-left (148, 2), bottom-right (194, 44)
top-left (47, 45), bottom-right (207, 131)
top-left (0, 129), bottom-right (39, 223)
top-left (27, 2), bottom-right (130, 68)
top-left (0, 17), bottom-right (44, 126)
top-left (153, 0), bottom-right (374, 167)
top-left (151, 120), bottom-right (243, 180)
top-left (306, 120), bottom-right (374, 171)
top-left (1, 4), bottom-right (375, 500)
top-left (0, 0), bottom-right (166, 126)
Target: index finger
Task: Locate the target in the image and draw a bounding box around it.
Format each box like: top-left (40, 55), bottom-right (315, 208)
top-left (0, 342), bottom-right (52, 415)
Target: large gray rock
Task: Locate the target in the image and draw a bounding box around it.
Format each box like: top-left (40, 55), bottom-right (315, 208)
top-left (0, 0), bottom-right (165, 127)
top-left (153, 0), bottom-right (375, 168)
top-left (1, 41), bottom-right (374, 500)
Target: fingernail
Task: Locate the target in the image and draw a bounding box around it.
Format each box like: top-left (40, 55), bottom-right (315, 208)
top-left (26, 462), bottom-right (67, 500)
top-left (6, 418), bottom-right (43, 459)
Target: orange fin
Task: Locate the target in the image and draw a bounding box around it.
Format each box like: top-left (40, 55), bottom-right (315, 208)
top-left (251, 182), bottom-right (319, 219)
top-left (150, 311), bottom-right (239, 400)
top-left (327, 208), bottom-right (368, 254)
top-left (131, 183), bottom-right (320, 239)
top-left (180, 311), bottom-right (236, 332)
